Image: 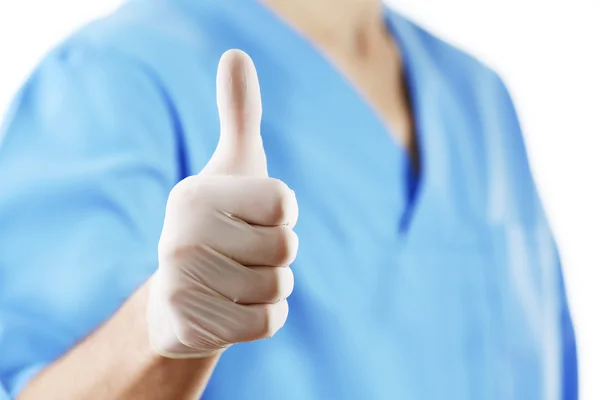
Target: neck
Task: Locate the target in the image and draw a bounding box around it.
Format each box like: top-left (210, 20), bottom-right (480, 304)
top-left (261, 0), bottom-right (386, 59)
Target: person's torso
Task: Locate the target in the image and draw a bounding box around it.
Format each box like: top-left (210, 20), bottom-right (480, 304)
top-left (75, 1), bottom-right (564, 398)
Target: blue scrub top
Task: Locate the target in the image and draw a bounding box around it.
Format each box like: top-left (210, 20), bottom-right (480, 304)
top-left (0, 1), bottom-right (577, 399)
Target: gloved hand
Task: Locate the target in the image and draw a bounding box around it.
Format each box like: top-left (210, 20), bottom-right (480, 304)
top-left (147, 49), bottom-right (299, 359)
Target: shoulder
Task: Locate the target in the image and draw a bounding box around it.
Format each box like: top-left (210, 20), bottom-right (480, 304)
top-left (4, 0), bottom-right (229, 174)
top-left (0, 3), bottom-right (207, 186)
top-left (391, 12), bottom-right (506, 104)
top-left (389, 11), bottom-right (544, 225)
top-left (12, 0), bottom-right (217, 112)
top-left (388, 11), bottom-right (521, 147)
top-left (43, 1), bottom-right (220, 75)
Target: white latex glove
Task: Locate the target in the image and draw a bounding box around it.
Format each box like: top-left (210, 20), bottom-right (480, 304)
top-left (147, 49), bottom-right (299, 359)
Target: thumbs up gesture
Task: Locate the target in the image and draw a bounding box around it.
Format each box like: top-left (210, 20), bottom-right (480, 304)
top-left (147, 50), bottom-right (299, 359)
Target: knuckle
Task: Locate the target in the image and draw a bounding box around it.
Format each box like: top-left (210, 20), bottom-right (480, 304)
top-left (257, 303), bottom-right (286, 339)
top-left (264, 267), bottom-right (294, 303)
top-left (168, 177), bottom-right (196, 203)
top-left (266, 179), bottom-right (292, 224)
top-left (168, 176), bottom-right (213, 206)
top-left (274, 227), bottom-right (299, 266)
top-left (268, 178), bottom-right (291, 198)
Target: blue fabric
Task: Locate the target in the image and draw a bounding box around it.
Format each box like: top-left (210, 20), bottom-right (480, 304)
top-left (0, 1), bottom-right (577, 398)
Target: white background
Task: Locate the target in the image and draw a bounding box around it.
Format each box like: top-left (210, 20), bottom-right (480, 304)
top-left (0, 1), bottom-right (598, 398)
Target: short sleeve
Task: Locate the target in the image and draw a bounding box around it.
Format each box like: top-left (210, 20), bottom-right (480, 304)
top-left (0, 44), bottom-right (181, 397)
top-left (556, 246), bottom-right (578, 400)
top-left (492, 74), bottom-right (578, 400)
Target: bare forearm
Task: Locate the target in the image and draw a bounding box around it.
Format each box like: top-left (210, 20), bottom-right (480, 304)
top-left (18, 281), bottom-right (219, 400)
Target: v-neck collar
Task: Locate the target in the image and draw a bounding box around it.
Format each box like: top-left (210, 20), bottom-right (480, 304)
top-left (172, 0), bottom-right (453, 239)
top-left (384, 10), bottom-right (449, 239)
